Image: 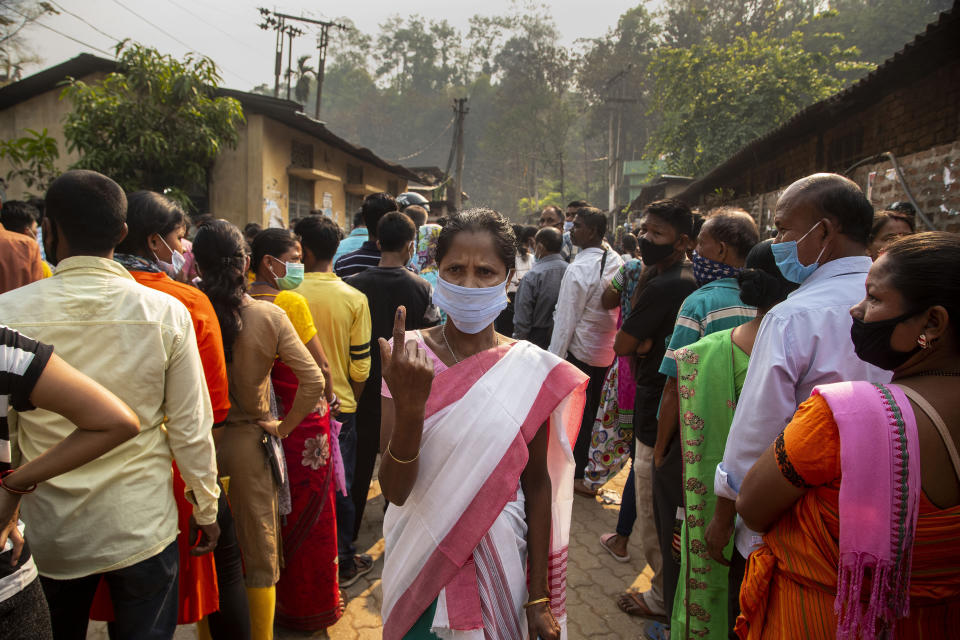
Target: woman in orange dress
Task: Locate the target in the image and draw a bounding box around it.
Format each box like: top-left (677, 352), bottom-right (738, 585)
top-left (736, 232), bottom-right (960, 639)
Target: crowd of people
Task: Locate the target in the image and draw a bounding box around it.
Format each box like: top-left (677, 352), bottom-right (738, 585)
top-left (0, 168), bottom-right (957, 640)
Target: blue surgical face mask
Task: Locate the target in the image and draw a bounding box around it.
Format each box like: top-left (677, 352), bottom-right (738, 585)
top-left (564, 220), bottom-right (574, 232)
top-left (771, 220), bottom-right (827, 284)
top-left (270, 258), bottom-right (304, 290)
top-left (154, 236), bottom-right (186, 277)
top-left (432, 275), bottom-right (509, 334)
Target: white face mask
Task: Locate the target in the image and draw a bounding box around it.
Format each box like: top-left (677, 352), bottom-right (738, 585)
top-left (154, 235), bottom-right (186, 277)
top-left (432, 275), bottom-right (509, 334)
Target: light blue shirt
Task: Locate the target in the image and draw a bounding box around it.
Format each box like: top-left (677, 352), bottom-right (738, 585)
top-left (333, 227), bottom-right (368, 263)
top-left (714, 256), bottom-right (891, 556)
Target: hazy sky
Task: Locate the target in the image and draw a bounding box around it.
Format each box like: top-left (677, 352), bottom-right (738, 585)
top-left (19, 0), bottom-right (645, 90)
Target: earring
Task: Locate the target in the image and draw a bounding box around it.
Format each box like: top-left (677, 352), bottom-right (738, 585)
top-left (918, 334), bottom-right (929, 349)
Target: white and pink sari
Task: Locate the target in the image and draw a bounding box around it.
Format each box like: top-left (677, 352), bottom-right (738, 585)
top-left (381, 337), bottom-right (588, 639)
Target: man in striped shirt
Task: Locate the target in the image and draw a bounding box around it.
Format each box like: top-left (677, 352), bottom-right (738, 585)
top-left (333, 193), bottom-right (398, 278)
top-left (650, 207), bottom-right (760, 626)
top-left (1, 325), bottom-right (139, 638)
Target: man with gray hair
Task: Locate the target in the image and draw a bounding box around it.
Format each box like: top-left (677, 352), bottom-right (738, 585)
top-left (513, 226), bottom-right (568, 349)
top-left (707, 174), bottom-right (890, 627)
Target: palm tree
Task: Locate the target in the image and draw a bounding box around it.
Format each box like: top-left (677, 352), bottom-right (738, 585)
top-left (293, 55), bottom-right (315, 105)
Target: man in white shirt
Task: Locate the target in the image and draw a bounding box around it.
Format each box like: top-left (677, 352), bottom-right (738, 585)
top-left (549, 206), bottom-right (623, 486)
top-left (706, 173), bottom-right (890, 626)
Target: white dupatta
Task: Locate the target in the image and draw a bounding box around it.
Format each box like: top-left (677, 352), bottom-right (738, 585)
top-left (381, 340), bottom-right (587, 639)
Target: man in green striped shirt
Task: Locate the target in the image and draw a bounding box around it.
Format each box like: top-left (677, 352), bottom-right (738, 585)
top-left (651, 207), bottom-right (760, 628)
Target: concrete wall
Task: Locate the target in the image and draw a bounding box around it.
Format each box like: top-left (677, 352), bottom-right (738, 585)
top-left (0, 71), bottom-right (106, 198)
top-left (211, 115), bottom-right (406, 230)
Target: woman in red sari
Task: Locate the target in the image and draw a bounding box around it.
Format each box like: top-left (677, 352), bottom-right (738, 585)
top-left (249, 229), bottom-right (342, 632)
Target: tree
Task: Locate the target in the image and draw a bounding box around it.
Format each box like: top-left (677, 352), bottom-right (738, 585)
top-left (61, 42), bottom-right (244, 208)
top-left (293, 54), bottom-right (314, 104)
top-left (645, 30), bottom-right (862, 176)
top-left (0, 0), bottom-right (57, 84)
top-left (0, 126), bottom-right (58, 195)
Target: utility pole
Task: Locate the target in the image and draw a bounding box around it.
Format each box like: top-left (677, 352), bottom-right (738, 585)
top-left (259, 8), bottom-right (342, 106)
top-left (313, 20), bottom-right (346, 118)
top-left (451, 97), bottom-right (468, 211)
top-left (602, 66), bottom-right (637, 214)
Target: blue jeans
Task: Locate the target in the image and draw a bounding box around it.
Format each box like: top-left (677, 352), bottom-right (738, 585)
top-left (335, 412), bottom-right (358, 573)
top-left (40, 540), bottom-right (178, 640)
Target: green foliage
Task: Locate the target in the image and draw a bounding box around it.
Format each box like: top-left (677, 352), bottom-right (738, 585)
top-left (61, 41), bottom-right (245, 207)
top-left (0, 127), bottom-right (59, 195)
top-left (645, 29), bottom-right (864, 176)
top-left (517, 191), bottom-right (562, 220)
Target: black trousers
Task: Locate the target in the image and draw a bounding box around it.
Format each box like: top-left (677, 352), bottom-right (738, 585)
top-left (0, 577), bottom-right (53, 640)
top-left (207, 482), bottom-right (251, 640)
top-left (351, 384), bottom-right (382, 542)
top-left (40, 541), bottom-right (178, 640)
top-left (566, 353), bottom-right (609, 479)
top-left (652, 433), bottom-right (683, 622)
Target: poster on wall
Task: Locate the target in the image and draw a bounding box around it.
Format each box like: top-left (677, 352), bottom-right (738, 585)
top-left (322, 192), bottom-right (334, 218)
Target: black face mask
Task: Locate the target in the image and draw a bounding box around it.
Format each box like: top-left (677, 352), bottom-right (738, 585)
top-left (850, 310), bottom-right (921, 371)
top-left (639, 237), bottom-right (676, 267)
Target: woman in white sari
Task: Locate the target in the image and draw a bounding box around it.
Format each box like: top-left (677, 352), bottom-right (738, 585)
top-left (379, 209), bottom-right (589, 640)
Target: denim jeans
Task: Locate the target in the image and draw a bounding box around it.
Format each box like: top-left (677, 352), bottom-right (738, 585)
top-left (40, 541), bottom-right (178, 640)
top-left (335, 412), bottom-right (358, 573)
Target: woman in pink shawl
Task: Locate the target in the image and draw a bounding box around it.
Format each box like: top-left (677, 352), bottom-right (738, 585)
top-left (736, 232), bottom-right (960, 639)
top-left (378, 209), bottom-right (588, 640)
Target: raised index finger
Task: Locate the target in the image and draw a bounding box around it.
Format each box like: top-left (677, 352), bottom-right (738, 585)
top-left (392, 305), bottom-right (407, 358)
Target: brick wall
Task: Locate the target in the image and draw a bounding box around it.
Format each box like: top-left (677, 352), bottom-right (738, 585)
top-left (721, 141), bottom-right (960, 234)
top-left (684, 13), bottom-right (960, 232)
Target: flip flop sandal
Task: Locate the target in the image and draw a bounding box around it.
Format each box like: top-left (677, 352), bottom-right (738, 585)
top-left (644, 621), bottom-right (670, 640)
top-left (599, 533), bottom-right (631, 563)
top-left (340, 553), bottom-right (374, 588)
top-left (599, 488), bottom-right (622, 505)
top-left (617, 591), bottom-right (668, 623)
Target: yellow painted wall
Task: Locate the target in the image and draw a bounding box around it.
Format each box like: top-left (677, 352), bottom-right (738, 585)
top-left (209, 113), bottom-right (261, 228)
top-left (0, 71), bottom-right (106, 198)
top-left (252, 117), bottom-right (407, 230)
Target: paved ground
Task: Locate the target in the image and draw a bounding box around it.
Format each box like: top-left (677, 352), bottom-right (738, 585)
top-left (89, 463), bottom-right (653, 639)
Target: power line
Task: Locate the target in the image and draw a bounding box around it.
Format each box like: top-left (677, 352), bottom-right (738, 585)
top-left (105, 0), bottom-right (259, 88)
top-left (164, 0), bottom-right (250, 49)
top-left (49, 0), bottom-right (122, 45)
top-left (6, 6), bottom-right (114, 57)
top-left (394, 116), bottom-right (456, 161)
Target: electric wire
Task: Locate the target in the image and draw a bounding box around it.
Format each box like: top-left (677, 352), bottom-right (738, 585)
top-left (5, 6), bottom-right (114, 57)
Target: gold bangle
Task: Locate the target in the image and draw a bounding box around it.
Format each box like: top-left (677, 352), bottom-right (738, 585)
top-left (386, 441), bottom-right (419, 464)
top-left (523, 597), bottom-right (550, 609)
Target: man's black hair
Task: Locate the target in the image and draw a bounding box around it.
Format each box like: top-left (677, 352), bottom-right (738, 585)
top-left (352, 211), bottom-right (364, 228)
top-left (644, 199), bottom-right (694, 239)
top-left (567, 200), bottom-right (590, 210)
top-left (0, 200), bottom-right (39, 233)
top-left (621, 233), bottom-right (638, 253)
top-left (295, 214), bottom-right (342, 261)
top-left (377, 211), bottom-right (417, 252)
top-left (45, 170), bottom-right (127, 253)
top-left (535, 226), bottom-right (563, 253)
top-left (575, 206), bottom-right (607, 239)
top-left (404, 205), bottom-right (428, 228)
top-left (361, 192), bottom-right (398, 238)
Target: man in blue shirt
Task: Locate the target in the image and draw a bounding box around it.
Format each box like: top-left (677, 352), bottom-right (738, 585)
top-left (332, 211), bottom-right (368, 263)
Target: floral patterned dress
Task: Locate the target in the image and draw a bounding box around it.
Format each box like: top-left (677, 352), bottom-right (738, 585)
top-left (672, 329), bottom-right (749, 639)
